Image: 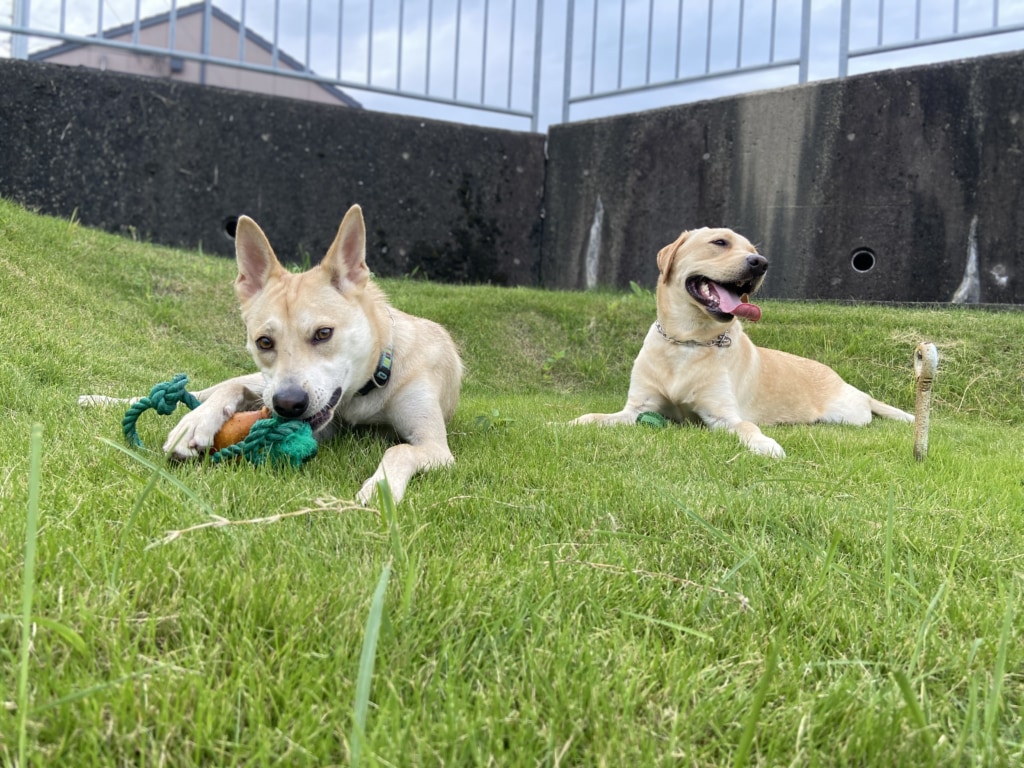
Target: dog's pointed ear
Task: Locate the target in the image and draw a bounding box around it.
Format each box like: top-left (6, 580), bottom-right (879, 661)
top-left (321, 205), bottom-right (369, 292)
top-left (657, 229), bottom-right (690, 282)
top-left (235, 216), bottom-right (287, 303)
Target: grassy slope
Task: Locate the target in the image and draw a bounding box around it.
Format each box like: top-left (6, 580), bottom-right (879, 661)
top-left (1, 198), bottom-right (1022, 766)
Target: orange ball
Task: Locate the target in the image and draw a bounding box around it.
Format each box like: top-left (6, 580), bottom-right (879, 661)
top-left (213, 406), bottom-right (272, 450)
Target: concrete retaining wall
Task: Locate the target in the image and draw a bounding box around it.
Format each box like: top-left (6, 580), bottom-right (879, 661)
top-left (2, 52), bottom-right (1022, 303)
top-left (543, 51), bottom-right (1024, 303)
top-left (0, 59), bottom-right (546, 286)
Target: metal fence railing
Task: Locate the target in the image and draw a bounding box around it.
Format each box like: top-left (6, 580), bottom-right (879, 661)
top-left (3, 0), bottom-right (1023, 131)
top-left (562, 0), bottom-right (812, 123)
top-left (2, 0), bottom-right (546, 128)
top-left (839, 0), bottom-right (1024, 76)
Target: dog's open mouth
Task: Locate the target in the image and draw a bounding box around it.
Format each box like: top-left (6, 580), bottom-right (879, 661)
top-left (305, 388), bottom-right (342, 431)
top-left (686, 276), bottom-right (762, 322)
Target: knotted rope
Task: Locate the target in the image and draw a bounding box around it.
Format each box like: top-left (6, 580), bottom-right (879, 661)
top-left (122, 374), bottom-right (317, 468)
top-left (209, 413), bottom-right (317, 469)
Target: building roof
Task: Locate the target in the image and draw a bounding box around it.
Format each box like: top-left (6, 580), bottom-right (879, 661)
top-left (30, 2), bottom-right (362, 108)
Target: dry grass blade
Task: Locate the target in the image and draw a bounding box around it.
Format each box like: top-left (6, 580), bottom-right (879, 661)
top-left (555, 557), bottom-right (751, 612)
top-left (147, 497), bottom-right (374, 548)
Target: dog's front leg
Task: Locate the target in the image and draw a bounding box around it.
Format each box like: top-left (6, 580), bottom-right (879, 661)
top-left (356, 404), bottom-right (454, 505)
top-left (357, 440), bottom-right (454, 506)
top-left (570, 390), bottom-right (669, 426)
top-left (163, 373), bottom-right (266, 459)
top-left (700, 411), bottom-right (786, 459)
top-left (569, 409), bottom-right (641, 426)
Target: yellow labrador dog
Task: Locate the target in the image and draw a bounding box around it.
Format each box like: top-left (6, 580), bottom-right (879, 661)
top-left (571, 227), bottom-right (912, 457)
top-left (163, 204), bottom-right (463, 504)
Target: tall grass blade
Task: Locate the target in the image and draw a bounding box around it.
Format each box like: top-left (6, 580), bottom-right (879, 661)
top-left (945, 513), bottom-right (969, 584)
top-left (109, 467), bottom-right (161, 589)
top-left (621, 611), bottom-right (713, 641)
top-left (99, 437), bottom-right (216, 517)
top-left (894, 670), bottom-right (934, 763)
top-left (377, 478), bottom-right (406, 567)
top-left (734, 634), bottom-right (779, 768)
top-left (884, 487), bottom-right (895, 614)
top-left (682, 505), bottom-right (763, 581)
top-left (910, 582), bottom-right (947, 674)
top-left (808, 529), bottom-right (842, 600)
top-left (983, 582), bottom-right (1015, 755)
top-left (953, 670), bottom-right (981, 762)
top-left (0, 614), bottom-right (86, 656)
top-left (17, 423), bottom-right (44, 767)
top-left (32, 665), bottom-right (175, 713)
top-left (351, 561), bottom-right (392, 767)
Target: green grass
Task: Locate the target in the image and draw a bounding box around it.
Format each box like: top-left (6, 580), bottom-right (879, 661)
top-left (1, 197), bottom-right (1022, 766)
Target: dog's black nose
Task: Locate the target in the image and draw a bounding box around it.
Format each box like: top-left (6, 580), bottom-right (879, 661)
top-left (272, 387), bottom-right (309, 419)
top-left (746, 254), bottom-right (768, 275)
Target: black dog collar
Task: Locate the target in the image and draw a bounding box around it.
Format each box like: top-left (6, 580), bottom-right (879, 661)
top-left (356, 346), bottom-right (394, 396)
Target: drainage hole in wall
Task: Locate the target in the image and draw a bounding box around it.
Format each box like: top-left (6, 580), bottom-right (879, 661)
top-left (850, 248), bottom-right (876, 273)
top-left (223, 216), bottom-right (239, 239)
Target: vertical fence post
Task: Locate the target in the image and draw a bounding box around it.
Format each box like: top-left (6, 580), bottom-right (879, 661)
top-left (336, 0), bottom-right (344, 80)
top-left (561, 0), bottom-right (575, 124)
top-left (398, 0), bottom-right (406, 90)
top-left (798, 0), bottom-right (811, 82)
top-left (508, 0), bottom-right (518, 110)
top-left (838, 0), bottom-right (852, 77)
top-left (271, 0), bottom-right (280, 68)
top-left (368, 0), bottom-right (376, 87)
top-left (426, 0), bottom-right (434, 94)
top-left (238, 0), bottom-right (247, 61)
top-left (645, 0), bottom-right (654, 84)
top-left (169, 0), bottom-right (178, 52)
top-left (454, 0), bottom-right (463, 99)
top-left (704, 0), bottom-right (714, 74)
top-left (132, 0), bottom-right (141, 45)
top-left (737, 0), bottom-right (745, 69)
top-left (616, 0), bottom-right (625, 88)
top-left (201, 0), bottom-right (213, 84)
top-left (304, 0), bottom-right (312, 72)
top-left (11, 0), bottom-right (30, 59)
top-left (530, 0), bottom-right (545, 131)
top-left (481, 0), bottom-right (490, 104)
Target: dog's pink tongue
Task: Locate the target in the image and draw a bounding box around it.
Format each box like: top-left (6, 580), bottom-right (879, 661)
top-left (713, 283), bottom-right (762, 322)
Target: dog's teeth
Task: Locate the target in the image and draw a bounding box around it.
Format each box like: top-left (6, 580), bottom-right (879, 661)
top-left (741, 293), bottom-right (749, 303)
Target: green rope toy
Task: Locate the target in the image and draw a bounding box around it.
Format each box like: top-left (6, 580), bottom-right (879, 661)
top-left (122, 373), bottom-right (318, 469)
top-left (636, 411), bottom-right (669, 429)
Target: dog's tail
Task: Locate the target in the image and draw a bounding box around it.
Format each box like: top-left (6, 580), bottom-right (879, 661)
top-left (870, 398), bottom-right (914, 423)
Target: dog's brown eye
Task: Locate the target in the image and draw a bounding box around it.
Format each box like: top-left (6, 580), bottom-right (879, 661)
top-left (256, 336), bottom-right (273, 351)
top-left (313, 327), bottom-right (333, 343)
top-left (711, 238), bottom-right (728, 247)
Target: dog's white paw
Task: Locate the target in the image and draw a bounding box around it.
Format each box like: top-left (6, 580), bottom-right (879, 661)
top-left (355, 480), bottom-right (376, 506)
top-left (569, 411), bottom-right (637, 426)
top-left (748, 434), bottom-right (786, 459)
top-left (162, 405), bottom-right (233, 459)
top-left (357, 472), bottom-right (411, 507)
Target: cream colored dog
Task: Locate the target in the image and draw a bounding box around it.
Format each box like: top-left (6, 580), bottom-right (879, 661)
top-left (163, 204), bottom-right (463, 504)
top-left (571, 227), bottom-right (912, 457)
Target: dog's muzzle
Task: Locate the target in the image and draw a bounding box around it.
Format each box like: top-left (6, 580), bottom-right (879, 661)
top-left (686, 254), bottom-right (767, 322)
top-left (272, 386), bottom-right (341, 431)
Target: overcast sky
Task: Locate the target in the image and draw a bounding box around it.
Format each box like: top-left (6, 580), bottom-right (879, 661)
top-left (6, 0), bottom-right (1024, 130)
